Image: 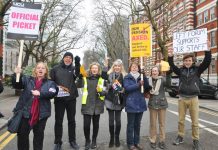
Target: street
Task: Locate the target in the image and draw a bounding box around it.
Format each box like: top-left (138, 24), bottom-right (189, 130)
top-left (0, 89), bottom-right (218, 150)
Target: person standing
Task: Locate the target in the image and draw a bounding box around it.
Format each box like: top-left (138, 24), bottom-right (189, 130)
top-left (78, 62), bottom-right (107, 150)
top-left (124, 62), bottom-right (150, 150)
top-left (148, 66), bottom-right (168, 149)
top-left (103, 59), bottom-right (126, 148)
top-left (12, 62), bottom-right (58, 150)
top-left (168, 46), bottom-right (211, 150)
top-left (50, 52), bottom-right (81, 150)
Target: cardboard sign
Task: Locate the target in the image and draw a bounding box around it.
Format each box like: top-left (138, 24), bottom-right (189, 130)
top-left (7, 2), bottom-right (42, 40)
top-left (130, 23), bottom-right (152, 57)
top-left (173, 28), bottom-right (208, 54)
top-left (160, 60), bottom-right (170, 72)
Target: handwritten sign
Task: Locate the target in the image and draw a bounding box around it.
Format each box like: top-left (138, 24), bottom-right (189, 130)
top-left (7, 2), bottom-right (42, 40)
top-left (173, 28), bottom-right (208, 54)
top-left (130, 23), bottom-right (152, 57)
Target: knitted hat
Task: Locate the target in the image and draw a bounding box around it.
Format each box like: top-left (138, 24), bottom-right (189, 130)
top-left (63, 52), bottom-right (73, 59)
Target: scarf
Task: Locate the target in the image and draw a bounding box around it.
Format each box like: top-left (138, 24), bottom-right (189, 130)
top-left (109, 72), bottom-right (121, 83)
top-left (149, 76), bottom-right (162, 95)
top-left (130, 72), bottom-right (140, 80)
top-left (29, 79), bottom-right (42, 127)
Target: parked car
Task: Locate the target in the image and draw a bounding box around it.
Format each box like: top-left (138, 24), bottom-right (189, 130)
top-left (166, 76), bottom-right (218, 100)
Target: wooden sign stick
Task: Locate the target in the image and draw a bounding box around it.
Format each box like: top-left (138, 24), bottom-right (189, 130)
top-left (16, 40), bottom-right (24, 82)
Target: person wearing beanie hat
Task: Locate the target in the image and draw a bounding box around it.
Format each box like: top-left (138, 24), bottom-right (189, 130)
top-left (50, 52), bottom-right (81, 150)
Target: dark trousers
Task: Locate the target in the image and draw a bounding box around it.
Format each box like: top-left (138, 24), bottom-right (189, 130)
top-left (17, 117), bottom-right (47, 150)
top-left (54, 99), bottom-right (77, 144)
top-left (126, 112), bottom-right (143, 147)
top-left (83, 114), bottom-right (100, 141)
top-left (108, 109), bottom-right (121, 137)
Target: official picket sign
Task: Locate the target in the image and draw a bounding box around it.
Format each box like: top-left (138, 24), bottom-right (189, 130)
top-left (7, 2), bottom-right (42, 40)
top-left (130, 23), bottom-right (152, 57)
top-left (173, 28), bottom-right (208, 54)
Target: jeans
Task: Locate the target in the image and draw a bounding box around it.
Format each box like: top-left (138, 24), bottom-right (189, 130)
top-left (108, 109), bottom-right (121, 137)
top-left (83, 114), bottom-right (100, 141)
top-left (54, 98), bottom-right (77, 144)
top-left (126, 112), bottom-right (143, 147)
top-left (17, 117), bottom-right (47, 150)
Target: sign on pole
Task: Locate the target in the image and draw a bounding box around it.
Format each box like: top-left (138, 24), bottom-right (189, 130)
top-left (130, 23), bottom-right (152, 57)
top-left (173, 28), bottom-right (208, 54)
top-left (7, 2), bottom-right (42, 40)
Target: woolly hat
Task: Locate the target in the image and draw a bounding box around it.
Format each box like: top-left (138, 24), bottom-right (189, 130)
top-left (63, 52), bottom-right (73, 59)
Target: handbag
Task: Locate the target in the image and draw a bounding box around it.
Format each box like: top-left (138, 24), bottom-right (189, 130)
top-left (7, 110), bottom-right (23, 133)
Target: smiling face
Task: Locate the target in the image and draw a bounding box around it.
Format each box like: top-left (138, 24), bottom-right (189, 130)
top-left (90, 65), bottom-right (99, 75)
top-left (34, 62), bottom-right (47, 79)
top-left (151, 67), bottom-right (159, 78)
top-left (63, 56), bottom-right (73, 65)
top-left (183, 57), bottom-right (193, 68)
top-left (114, 64), bottom-right (121, 73)
top-left (130, 63), bottom-right (139, 73)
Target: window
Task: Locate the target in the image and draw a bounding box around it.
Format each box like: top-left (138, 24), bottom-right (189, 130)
top-left (204, 11), bottom-right (209, 23)
top-left (210, 7), bottom-right (216, 20)
top-left (210, 31), bottom-right (216, 47)
top-left (198, 13), bottom-right (203, 25)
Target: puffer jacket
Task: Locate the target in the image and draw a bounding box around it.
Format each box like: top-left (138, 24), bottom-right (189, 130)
top-left (12, 74), bottom-right (58, 119)
top-left (124, 74), bottom-right (150, 113)
top-left (168, 51), bottom-right (211, 97)
top-left (80, 75), bottom-right (107, 115)
top-left (148, 77), bottom-right (168, 109)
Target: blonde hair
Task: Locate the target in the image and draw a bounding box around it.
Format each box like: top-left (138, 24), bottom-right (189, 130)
top-left (107, 59), bottom-right (127, 76)
top-left (32, 62), bottom-right (49, 79)
top-left (88, 62), bottom-right (102, 76)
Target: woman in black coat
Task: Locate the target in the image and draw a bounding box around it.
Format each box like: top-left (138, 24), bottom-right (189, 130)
top-left (12, 62), bottom-right (58, 150)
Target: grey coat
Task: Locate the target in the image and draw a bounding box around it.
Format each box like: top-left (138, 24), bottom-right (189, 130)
top-left (148, 77), bottom-right (168, 109)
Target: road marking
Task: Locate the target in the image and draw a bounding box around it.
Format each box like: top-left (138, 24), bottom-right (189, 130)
top-left (0, 133), bottom-right (16, 150)
top-left (186, 115), bottom-right (218, 126)
top-left (0, 132), bottom-right (10, 143)
top-left (168, 109), bottom-right (218, 135)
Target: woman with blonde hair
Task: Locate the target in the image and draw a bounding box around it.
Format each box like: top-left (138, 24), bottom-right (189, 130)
top-left (78, 62), bottom-right (107, 150)
top-left (12, 62), bottom-right (58, 150)
top-left (103, 59), bottom-right (126, 148)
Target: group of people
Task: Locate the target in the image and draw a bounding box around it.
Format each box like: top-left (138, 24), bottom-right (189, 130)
top-left (10, 46), bottom-right (211, 150)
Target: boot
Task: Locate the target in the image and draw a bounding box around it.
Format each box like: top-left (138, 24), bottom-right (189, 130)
top-left (109, 125), bottom-right (114, 148)
top-left (115, 125), bottom-right (121, 147)
top-left (91, 138), bottom-right (97, 149)
top-left (85, 139), bottom-right (91, 150)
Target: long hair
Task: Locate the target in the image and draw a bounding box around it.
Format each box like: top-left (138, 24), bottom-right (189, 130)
top-left (32, 62), bottom-right (49, 79)
top-left (88, 62), bottom-right (102, 76)
top-left (107, 59), bottom-right (127, 76)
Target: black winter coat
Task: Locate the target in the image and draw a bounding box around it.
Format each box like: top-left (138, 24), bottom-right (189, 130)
top-left (12, 74), bottom-right (58, 119)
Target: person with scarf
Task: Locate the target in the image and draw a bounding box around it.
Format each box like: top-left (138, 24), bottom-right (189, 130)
top-left (148, 66), bottom-right (168, 149)
top-left (123, 62), bottom-right (150, 150)
top-left (77, 62), bottom-right (107, 150)
top-left (12, 62), bottom-right (58, 150)
top-left (103, 59), bottom-right (126, 148)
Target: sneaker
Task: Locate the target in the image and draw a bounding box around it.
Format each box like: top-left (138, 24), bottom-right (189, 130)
top-left (173, 135), bottom-right (184, 145)
top-left (150, 142), bottom-right (156, 149)
top-left (53, 143), bottom-right (62, 150)
top-left (159, 141), bottom-right (166, 149)
top-left (70, 141), bottom-right (80, 150)
top-left (128, 145), bottom-right (137, 150)
top-left (193, 140), bottom-right (202, 150)
top-left (135, 144), bottom-right (143, 150)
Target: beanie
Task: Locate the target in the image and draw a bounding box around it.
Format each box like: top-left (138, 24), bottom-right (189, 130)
top-left (63, 52), bottom-right (73, 60)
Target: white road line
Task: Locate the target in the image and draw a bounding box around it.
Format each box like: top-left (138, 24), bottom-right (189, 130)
top-left (168, 109), bottom-right (218, 135)
top-left (186, 115), bottom-right (218, 126)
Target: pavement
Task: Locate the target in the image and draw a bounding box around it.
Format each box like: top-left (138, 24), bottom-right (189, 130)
top-left (0, 86), bottom-right (218, 150)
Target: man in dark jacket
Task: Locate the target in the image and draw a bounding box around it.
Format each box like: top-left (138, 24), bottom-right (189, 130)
top-left (168, 47), bottom-right (211, 150)
top-left (50, 52), bottom-right (80, 150)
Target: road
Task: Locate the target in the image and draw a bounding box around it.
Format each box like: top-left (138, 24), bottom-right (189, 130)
top-left (0, 91), bottom-right (218, 150)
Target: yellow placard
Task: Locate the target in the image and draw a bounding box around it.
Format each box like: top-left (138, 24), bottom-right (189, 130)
top-left (130, 23), bottom-right (152, 57)
top-left (80, 65), bottom-right (87, 77)
top-left (160, 60), bottom-right (170, 72)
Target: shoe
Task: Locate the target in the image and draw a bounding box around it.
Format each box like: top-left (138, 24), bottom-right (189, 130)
top-left (129, 145), bottom-right (137, 150)
top-left (91, 139), bottom-right (97, 149)
top-left (53, 143), bottom-right (62, 150)
top-left (85, 140), bottom-right (91, 150)
top-left (193, 140), bottom-right (202, 150)
top-left (135, 144), bottom-right (143, 150)
top-left (109, 136), bottom-right (114, 148)
top-left (173, 135), bottom-right (184, 145)
top-left (159, 141), bottom-right (166, 149)
top-left (150, 142), bottom-right (156, 148)
top-left (70, 141), bottom-right (80, 150)
top-left (115, 136), bottom-right (120, 147)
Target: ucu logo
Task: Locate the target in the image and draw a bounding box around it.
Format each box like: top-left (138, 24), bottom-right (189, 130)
top-left (13, 2), bottom-right (24, 7)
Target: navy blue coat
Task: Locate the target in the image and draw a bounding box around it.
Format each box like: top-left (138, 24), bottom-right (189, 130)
top-left (12, 74), bottom-right (58, 120)
top-left (123, 74), bottom-right (149, 113)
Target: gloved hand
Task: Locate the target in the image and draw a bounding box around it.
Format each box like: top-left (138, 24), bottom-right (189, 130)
top-left (75, 56), bottom-right (80, 65)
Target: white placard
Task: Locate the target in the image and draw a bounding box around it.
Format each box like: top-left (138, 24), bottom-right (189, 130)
top-left (173, 28), bottom-right (208, 54)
